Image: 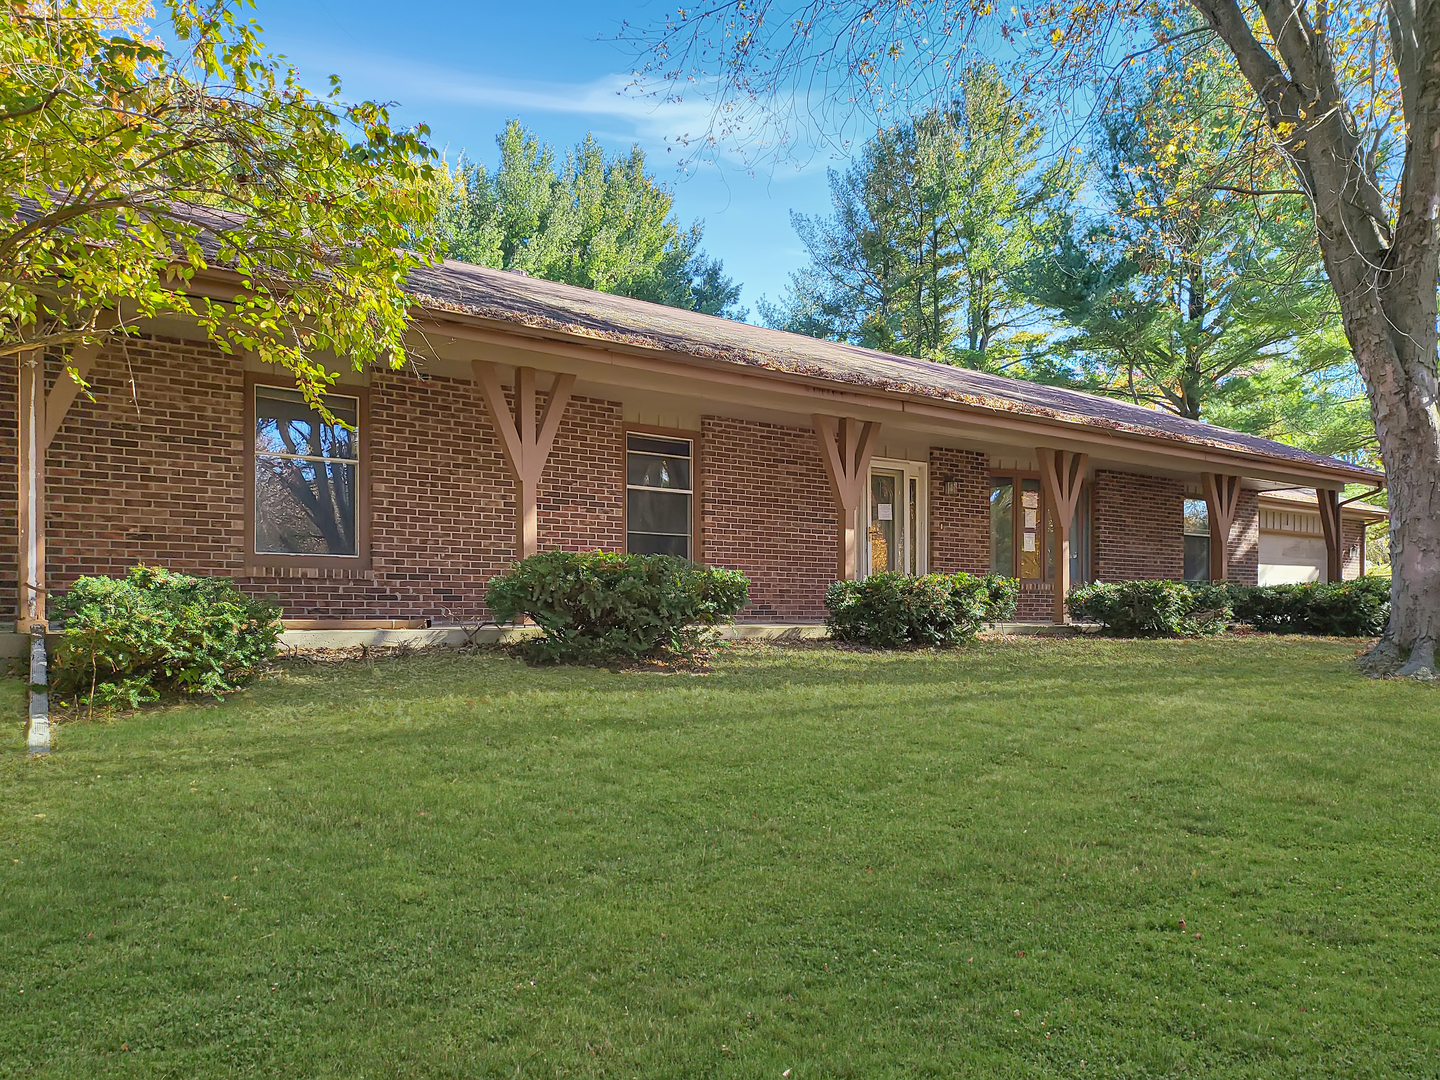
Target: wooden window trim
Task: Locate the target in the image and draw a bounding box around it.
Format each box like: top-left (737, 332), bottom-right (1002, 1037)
top-left (623, 424), bottom-right (703, 563)
top-left (988, 470), bottom-right (1091, 584)
top-left (244, 372), bottom-right (373, 572)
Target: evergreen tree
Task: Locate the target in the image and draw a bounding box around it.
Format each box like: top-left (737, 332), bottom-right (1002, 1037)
top-left (759, 66), bottom-right (1077, 369)
top-left (433, 122), bottom-right (744, 319)
top-left (1022, 44), bottom-right (1353, 426)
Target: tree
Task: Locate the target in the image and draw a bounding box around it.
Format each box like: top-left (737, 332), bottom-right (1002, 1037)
top-left (1021, 46), bottom-right (1350, 421)
top-left (2, 0), bottom-right (439, 408)
top-left (434, 121), bottom-right (745, 318)
top-left (760, 66), bottom-right (1076, 368)
top-left (631, 0), bottom-right (1440, 676)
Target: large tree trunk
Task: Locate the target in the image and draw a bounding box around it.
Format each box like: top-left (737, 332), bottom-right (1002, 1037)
top-left (1192, 0), bottom-right (1440, 674)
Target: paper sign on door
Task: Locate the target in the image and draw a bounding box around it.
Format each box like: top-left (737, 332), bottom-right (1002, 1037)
top-left (1022, 533), bottom-right (1037, 552)
top-left (877, 503), bottom-right (893, 520)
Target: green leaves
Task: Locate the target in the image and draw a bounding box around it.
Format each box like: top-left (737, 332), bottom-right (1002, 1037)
top-left (50, 565), bottom-right (283, 708)
top-left (484, 550), bottom-right (751, 665)
top-left (2, 1), bottom-right (439, 407)
top-left (824, 572), bottom-right (1018, 647)
top-left (1066, 580), bottom-right (1231, 637)
top-left (431, 122), bottom-right (744, 318)
top-left (760, 64), bottom-right (1077, 371)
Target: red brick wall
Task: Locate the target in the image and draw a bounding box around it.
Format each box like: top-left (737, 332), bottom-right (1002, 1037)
top-left (1227, 488), bottom-right (1260, 586)
top-left (1093, 469), bottom-right (1185, 582)
top-left (1342, 518), bottom-right (1366, 580)
top-left (3, 335), bottom-right (624, 621)
top-left (700, 416), bottom-right (834, 620)
top-left (928, 447), bottom-right (990, 575)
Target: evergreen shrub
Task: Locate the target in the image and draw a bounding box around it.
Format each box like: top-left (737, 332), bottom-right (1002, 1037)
top-left (52, 566), bottom-right (282, 708)
top-left (484, 550), bottom-right (750, 664)
top-left (1066, 580), bottom-right (1231, 637)
top-left (824, 572), bottom-right (1019, 648)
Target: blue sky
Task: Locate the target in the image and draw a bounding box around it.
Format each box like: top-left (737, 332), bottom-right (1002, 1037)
top-left (243, 0), bottom-right (847, 312)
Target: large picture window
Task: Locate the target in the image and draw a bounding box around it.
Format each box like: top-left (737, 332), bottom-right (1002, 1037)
top-left (1184, 498), bottom-right (1210, 581)
top-left (254, 385), bottom-right (360, 557)
top-left (626, 433), bottom-right (693, 558)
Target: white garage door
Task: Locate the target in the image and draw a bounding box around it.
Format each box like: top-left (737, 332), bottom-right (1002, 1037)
top-left (1258, 533), bottom-right (1325, 585)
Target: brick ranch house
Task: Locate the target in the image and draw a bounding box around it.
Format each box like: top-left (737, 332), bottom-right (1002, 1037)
top-left (8, 259), bottom-right (1385, 631)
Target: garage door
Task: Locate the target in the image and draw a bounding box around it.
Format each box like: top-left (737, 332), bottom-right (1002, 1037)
top-left (1258, 533), bottom-right (1325, 585)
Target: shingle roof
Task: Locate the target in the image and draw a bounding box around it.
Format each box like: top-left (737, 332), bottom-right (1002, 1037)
top-left (408, 259), bottom-right (1381, 482)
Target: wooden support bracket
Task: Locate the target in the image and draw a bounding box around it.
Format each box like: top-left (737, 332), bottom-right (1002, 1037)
top-left (1037, 447), bottom-right (1089, 623)
top-left (813, 415), bottom-right (880, 581)
top-left (1202, 472), bottom-right (1242, 582)
top-left (473, 361), bottom-right (576, 559)
top-left (42, 335), bottom-right (107, 449)
top-left (1316, 486), bottom-right (1343, 583)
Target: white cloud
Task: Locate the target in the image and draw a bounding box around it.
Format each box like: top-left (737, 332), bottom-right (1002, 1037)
top-left (286, 46), bottom-right (840, 175)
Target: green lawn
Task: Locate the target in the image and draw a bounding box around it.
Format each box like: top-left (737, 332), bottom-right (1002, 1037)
top-left (2, 638), bottom-right (1438, 1078)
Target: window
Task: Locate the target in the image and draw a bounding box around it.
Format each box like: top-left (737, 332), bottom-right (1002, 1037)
top-left (1048, 486), bottom-right (1091, 585)
top-left (989, 479), bottom-right (1014, 575)
top-left (1184, 498), bottom-right (1210, 581)
top-left (626, 433), bottom-right (693, 558)
top-left (863, 459), bottom-right (927, 576)
top-left (991, 473), bottom-right (1090, 582)
top-left (254, 385), bottom-right (360, 557)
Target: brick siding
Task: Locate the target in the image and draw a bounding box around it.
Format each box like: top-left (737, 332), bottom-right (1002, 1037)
top-left (2, 335), bottom-right (625, 621)
top-left (1342, 518), bottom-right (1366, 580)
top-left (1227, 487), bottom-right (1260, 586)
top-left (928, 447), bottom-right (990, 574)
top-left (4, 333), bottom-right (1335, 625)
top-left (1093, 469), bottom-right (1185, 582)
top-left (700, 416), bottom-right (834, 620)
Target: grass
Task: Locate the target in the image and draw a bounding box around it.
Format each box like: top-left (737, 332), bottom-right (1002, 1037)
top-left (1, 636), bottom-right (1438, 1079)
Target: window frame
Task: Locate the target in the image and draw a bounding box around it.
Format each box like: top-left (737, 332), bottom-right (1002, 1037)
top-left (622, 425), bottom-right (702, 562)
top-left (989, 470), bottom-right (1091, 584)
top-left (1183, 496), bottom-right (1211, 582)
top-left (861, 457), bottom-right (928, 577)
top-left (244, 373), bottom-right (372, 572)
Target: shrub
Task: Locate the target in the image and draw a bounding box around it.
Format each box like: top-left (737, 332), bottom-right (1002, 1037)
top-left (52, 566), bottom-right (282, 708)
top-left (824, 572), bottom-right (1019, 648)
top-left (1066, 580), bottom-right (1231, 637)
top-left (484, 550), bottom-right (750, 664)
top-left (1227, 576), bottom-right (1389, 636)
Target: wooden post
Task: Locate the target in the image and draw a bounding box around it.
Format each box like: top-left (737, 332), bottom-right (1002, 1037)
top-left (1201, 472), bottom-right (1242, 582)
top-left (1316, 487), bottom-right (1343, 583)
top-left (473, 362), bottom-right (576, 560)
top-left (814, 415), bottom-right (879, 580)
top-left (1037, 447), bottom-right (1089, 623)
top-left (16, 350), bottom-right (46, 632)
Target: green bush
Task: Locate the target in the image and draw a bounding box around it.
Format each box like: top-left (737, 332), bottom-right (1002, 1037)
top-left (52, 566), bottom-right (282, 708)
top-left (484, 551), bottom-right (750, 664)
top-left (824, 572), bottom-right (1019, 648)
top-left (1227, 576), bottom-right (1389, 636)
top-left (1066, 580), bottom-right (1231, 637)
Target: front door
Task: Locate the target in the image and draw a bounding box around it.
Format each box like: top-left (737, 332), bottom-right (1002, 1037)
top-left (864, 459), bottom-right (926, 576)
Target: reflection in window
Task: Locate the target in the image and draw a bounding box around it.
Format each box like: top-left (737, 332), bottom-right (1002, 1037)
top-left (989, 480), bottom-right (1014, 575)
top-left (254, 386), bottom-right (359, 556)
top-left (1184, 498), bottom-right (1210, 581)
top-left (626, 434), bottom-right (693, 558)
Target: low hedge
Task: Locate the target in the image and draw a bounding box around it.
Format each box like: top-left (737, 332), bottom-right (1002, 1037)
top-left (824, 572), bottom-right (1019, 648)
top-left (1066, 580), bottom-right (1231, 637)
top-left (1067, 576), bottom-right (1390, 637)
top-left (1225, 577), bottom-right (1390, 636)
top-left (52, 566), bottom-right (282, 708)
top-left (484, 550), bottom-right (750, 664)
